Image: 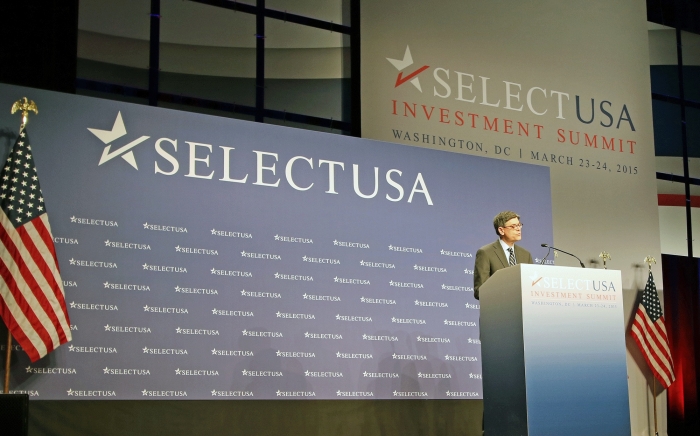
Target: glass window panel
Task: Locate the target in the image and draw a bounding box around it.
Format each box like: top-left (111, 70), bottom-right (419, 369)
top-left (681, 30), bottom-right (700, 102)
top-left (688, 107), bottom-right (700, 178)
top-left (77, 0), bottom-right (149, 101)
top-left (658, 179), bottom-right (689, 257)
top-left (652, 99), bottom-right (682, 157)
top-left (159, 1), bottom-right (256, 116)
top-left (266, 0), bottom-right (345, 25)
top-left (265, 18), bottom-right (348, 121)
top-left (648, 23), bottom-right (678, 97)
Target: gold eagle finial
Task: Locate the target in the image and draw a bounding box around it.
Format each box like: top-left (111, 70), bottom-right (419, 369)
top-left (11, 97), bottom-right (38, 131)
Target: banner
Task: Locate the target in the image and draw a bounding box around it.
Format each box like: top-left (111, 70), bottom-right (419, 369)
top-left (0, 83), bottom-right (552, 399)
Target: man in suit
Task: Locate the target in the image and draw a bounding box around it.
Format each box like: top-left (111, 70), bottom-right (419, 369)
top-left (474, 211), bottom-right (532, 299)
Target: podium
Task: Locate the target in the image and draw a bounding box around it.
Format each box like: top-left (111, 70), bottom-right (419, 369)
top-left (480, 264), bottom-right (631, 436)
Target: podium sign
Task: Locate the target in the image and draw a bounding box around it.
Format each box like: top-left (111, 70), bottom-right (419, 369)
top-left (480, 264), bottom-right (631, 436)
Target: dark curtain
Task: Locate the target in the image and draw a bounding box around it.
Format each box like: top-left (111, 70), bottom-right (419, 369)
top-left (662, 254), bottom-right (700, 435)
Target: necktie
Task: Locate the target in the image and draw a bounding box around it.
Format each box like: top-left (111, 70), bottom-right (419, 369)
top-left (508, 247), bottom-right (516, 266)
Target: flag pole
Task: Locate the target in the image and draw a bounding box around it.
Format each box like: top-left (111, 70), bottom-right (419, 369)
top-left (3, 97), bottom-right (39, 393)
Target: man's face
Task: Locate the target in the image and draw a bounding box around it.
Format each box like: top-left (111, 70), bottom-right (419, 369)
top-left (498, 217), bottom-right (522, 245)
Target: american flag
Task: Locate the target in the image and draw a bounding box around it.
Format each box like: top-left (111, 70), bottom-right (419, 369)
top-left (630, 271), bottom-right (675, 388)
top-left (0, 128), bottom-right (71, 362)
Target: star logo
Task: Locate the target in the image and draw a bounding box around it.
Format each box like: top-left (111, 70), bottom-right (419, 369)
top-left (302, 256), bottom-right (307, 261)
top-left (175, 368), bottom-right (181, 374)
top-left (68, 344), bottom-right (75, 351)
top-left (87, 111), bottom-right (150, 170)
top-left (142, 389), bottom-right (148, 396)
top-left (274, 235), bottom-right (280, 240)
top-left (444, 354), bottom-right (450, 360)
top-left (241, 251), bottom-right (247, 256)
top-left (143, 305), bottom-right (150, 311)
top-left (359, 260), bottom-right (364, 265)
top-left (175, 246), bottom-right (181, 252)
top-left (142, 346), bottom-right (149, 353)
top-left (418, 372), bottom-right (423, 377)
top-left (386, 46), bottom-right (430, 92)
top-left (25, 366), bottom-right (32, 373)
top-left (276, 311), bottom-right (281, 317)
top-left (413, 264), bottom-right (418, 270)
top-left (362, 334), bottom-right (368, 339)
top-left (103, 367), bottom-right (109, 374)
top-left (389, 281), bottom-right (395, 286)
top-left (175, 286), bottom-right (181, 292)
top-left (103, 281), bottom-right (109, 288)
top-left (334, 276), bottom-right (339, 282)
top-left (388, 245), bottom-right (393, 250)
top-left (69, 301), bottom-right (76, 308)
top-left (363, 371), bottom-right (368, 377)
top-left (392, 353), bottom-right (397, 359)
top-left (242, 329), bottom-right (248, 335)
top-left (336, 390), bottom-right (342, 396)
top-left (304, 332), bottom-right (310, 338)
top-left (414, 300), bottom-right (420, 305)
top-left (211, 308), bottom-right (217, 314)
top-left (335, 314), bottom-right (341, 319)
top-left (142, 263), bottom-right (149, 270)
top-left (240, 290), bottom-right (246, 295)
top-left (441, 284), bottom-right (446, 289)
top-left (211, 268), bottom-right (217, 274)
top-left (417, 336), bottom-right (422, 341)
top-left (143, 222), bottom-right (149, 228)
top-left (276, 390), bottom-right (282, 396)
top-left (69, 258), bottom-right (75, 265)
top-left (104, 325), bottom-right (110, 331)
top-left (391, 317), bottom-right (396, 322)
top-left (67, 389), bottom-right (74, 396)
top-left (211, 348), bottom-right (217, 355)
top-left (440, 249), bottom-right (445, 254)
top-left (303, 293), bottom-right (308, 299)
top-left (336, 351), bottom-right (341, 357)
top-left (175, 327), bottom-right (182, 333)
top-left (304, 370), bottom-right (310, 376)
top-left (276, 350), bottom-right (282, 356)
top-left (333, 240), bottom-right (338, 245)
top-left (242, 369), bottom-right (248, 375)
top-left (274, 272), bottom-right (280, 278)
top-left (393, 391), bottom-right (398, 396)
top-left (70, 216), bottom-right (76, 222)
top-left (360, 296), bottom-right (365, 302)
top-left (211, 228), bottom-right (217, 234)
top-left (211, 389), bottom-right (217, 396)
top-left (443, 319), bottom-right (448, 325)
top-left (104, 240), bottom-right (110, 246)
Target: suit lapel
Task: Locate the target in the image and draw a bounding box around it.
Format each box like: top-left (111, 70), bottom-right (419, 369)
top-left (492, 240), bottom-right (508, 268)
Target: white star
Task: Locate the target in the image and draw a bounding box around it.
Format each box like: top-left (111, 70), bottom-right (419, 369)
top-left (211, 349), bottom-right (217, 355)
top-left (212, 308), bottom-right (217, 314)
top-left (334, 277), bottom-right (339, 282)
top-left (142, 390), bottom-right (148, 396)
top-left (276, 312), bottom-right (281, 317)
top-left (143, 347), bottom-right (149, 353)
top-left (143, 222), bottom-right (149, 228)
top-left (392, 353), bottom-right (397, 358)
top-left (276, 350), bottom-right (282, 356)
top-left (304, 370), bottom-right (310, 376)
top-left (103, 367), bottom-right (109, 374)
top-left (211, 228), bottom-right (216, 234)
top-left (304, 332), bottom-right (310, 337)
top-left (211, 268), bottom-right (216, 274)
top-left (303, 293), bottom-right (308, 299)
top-left (302, 256), bottom-right (307, 261)
top-left (68, 344), bottom-right (75, 351)
top-left (143, 305), bottom-right (150, 311)
top-left (336, 352), bottom-right (341, 357)
top-left (240, 290), bottom-right (246, 295)
top-left (211, 389), bottom-right (217, 396)
top-left (175, 286), bottom-right (180, 292)
top-left (175, 246), bottom-right (181, 252)
top-left (276, 390), bottom-right (282, 396)
top-left (69, 258), bottom-right (75, 265)
top-left (241, 251), bottom-right (246, 256)
top-left (104, 240), bottom-right (110, 246)
top-left (274, 272), bottom-right (280, 278)
top-left (274, 235), bottom-right (280, 240)
top-left (175, 327), bottom-right (182, 333)
top-left (414, 265), bottom-right (418, 269)
top-left (336, 390), bottom-right (342, 395)
top-left (175, 368), bottom-right (181, 374)
top-left (360, 296), bottom-right (365, 302)
top-left (25, 366), bottom-right (32, 373)
top-left (363, 371), bottom-right (368, 377)
top-left (67, 389), bottom-right (74, 396)
top-left (104, 325), bottom-right (110, 331)
top-left (242, 369), bottom-right (247, 375)
top-left (143, 263), bottom-right (149, 269)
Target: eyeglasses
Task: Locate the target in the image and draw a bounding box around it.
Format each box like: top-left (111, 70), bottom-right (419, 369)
top-left (502, 223), bottom-right (523, 230)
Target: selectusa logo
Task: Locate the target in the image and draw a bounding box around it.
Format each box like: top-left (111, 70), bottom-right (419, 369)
top-left (387, 46), bottom-right (430, 92)
top-left (88, 112), bottom-right (149, 169)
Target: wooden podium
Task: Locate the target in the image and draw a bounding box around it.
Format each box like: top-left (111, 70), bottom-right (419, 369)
top-left (479, 264), bottom-right (631, 436)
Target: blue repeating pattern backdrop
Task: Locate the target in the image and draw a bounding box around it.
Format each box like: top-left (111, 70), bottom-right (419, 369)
top-left (0, 83), bottom-right (553, 400)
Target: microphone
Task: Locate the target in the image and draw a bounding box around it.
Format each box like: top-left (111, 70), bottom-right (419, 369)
top-left (540, 243), bottom-right (585, 268)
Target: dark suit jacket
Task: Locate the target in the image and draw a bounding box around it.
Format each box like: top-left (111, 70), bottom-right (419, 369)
top-left (473, 240), bottom-right (532, 299)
